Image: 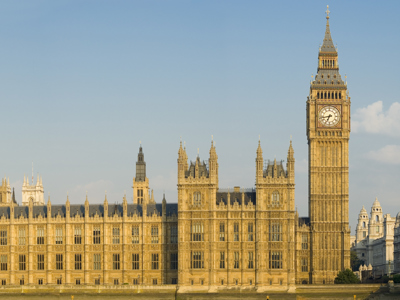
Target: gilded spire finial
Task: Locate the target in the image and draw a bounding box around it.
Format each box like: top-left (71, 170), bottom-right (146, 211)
top-left (326, 5), bottom-right (330, 19)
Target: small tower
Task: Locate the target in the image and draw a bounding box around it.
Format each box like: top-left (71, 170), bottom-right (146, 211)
top-left (133, 145), bottom-right (150, 205)
top-left (356, 206), bottom-right (369, 242)
top-left (22, 173), bottom-right (44, 206)
top-left (369, 198), bottom-right (383, 240)
top-left (0, 177), bottom-right (12, 205)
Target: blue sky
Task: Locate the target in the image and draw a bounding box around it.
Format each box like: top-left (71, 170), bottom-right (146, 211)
top-left (0, 1), bottom-right (399, 233)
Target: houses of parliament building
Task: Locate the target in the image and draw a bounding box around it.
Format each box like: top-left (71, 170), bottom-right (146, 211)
top-left (0, 10), bottom-right (350, 290)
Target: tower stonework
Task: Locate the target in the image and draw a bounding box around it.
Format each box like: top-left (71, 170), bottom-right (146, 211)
top-left (307, 9), bottom-right (351, 283)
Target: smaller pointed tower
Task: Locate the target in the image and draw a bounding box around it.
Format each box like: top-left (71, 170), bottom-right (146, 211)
top-left (133, 144), bottom-right (150, 205)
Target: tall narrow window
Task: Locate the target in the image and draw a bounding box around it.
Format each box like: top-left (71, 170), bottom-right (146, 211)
top-left (219, 252), bottom-right (225, 269)
top-left (112, 227), bottom-right (120, 244)
top-left (271, 191), bottom-right (280, 205)
top-left (193, 192), bottom-right (201, 206)
top-left (170, 253), bottom-right (178, 270)
top-left (151, 226), bottom-right (159, 244)
top-left (93, 226), bottom-right (101, 244)
top-left (248, 223), bottom-right (254, 241)
top-left (191, 251), bottom-right (204, 269)
top-left (151, 253), bottom-right (159, 270)
top-left (234, 223), bottom-right (239, 241)
top-left (192, 222), bottom-right (204, 241)
top-left (219, 223), bottom-right (225, 241)
top-left (74, 227), bottom-right (82, 244)
top-left (113, 254), bottom-right (120, 270)
top-left (19, 228), bottom-right (26, 245)
top-left (301, 235), bottom-right (308, 250)
top-left (132, 226), bottom-right (139, 244)
top-left (19, 255), bottom-right (26, 271)
top-left (269, 223), bottom-right (282, 242)
top-left (301, 258), bottom-right (308, 272)
top-left (234, 252), bottom-right (239, 269)
top-left (0, 255), bottom-right (7, 271)
top-left (132, 253), bottom-right (140, 270)
top-left (269, 251), bottom-right (282, 269)
top-left (93, 254), bottom-right (101, 270)
top-left (248, 252), bottom-right (254, 269)
top-left (75, 254), bottom-right (82, 270)
top-left (137, 189), bottom-right (143, 204)
top-left (37, 254), bottom-right (44, 270)
top-left (0, 230), bottom-right (6, 245)
top-left (56, 254), bottom-right (63, 270)
top-left (170, 225), bottom-right (178, 244)
top-left (37, 227), bottom-right (44, 245)
top-left (55, 227), bottom-right (63, 244)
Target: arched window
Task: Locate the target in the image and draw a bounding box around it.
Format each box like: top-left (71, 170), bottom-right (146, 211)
top-left (363, 221), bottom-right (366, 228)
top-left (376, 215), bottom-right (379, 222)
top-left (271, 191), bottom-right (280, 205)
top-left (317, 92), bottom-right (320, 99)
top-left (339, 92), bottom-right (342, 99)
top-left (193, 192), bottom-right (201, 206)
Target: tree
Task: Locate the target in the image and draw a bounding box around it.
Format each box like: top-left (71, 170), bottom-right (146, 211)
top-left (334, 269), bottom-right (360, 284)
top-left (350, 250), bottom-right (363, 271)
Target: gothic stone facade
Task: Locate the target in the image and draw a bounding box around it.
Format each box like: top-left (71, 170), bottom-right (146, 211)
top-left (0, 11), bottom-right (350, 288)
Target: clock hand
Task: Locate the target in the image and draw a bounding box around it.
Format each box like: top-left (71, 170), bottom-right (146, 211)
top-left (326, 114), bottom-right (332, 121)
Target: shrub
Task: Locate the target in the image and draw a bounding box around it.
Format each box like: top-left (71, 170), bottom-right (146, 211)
top-left (334, 269), bottom-right (360, 284)
top-left (393, 274), bottom-right (400, 283)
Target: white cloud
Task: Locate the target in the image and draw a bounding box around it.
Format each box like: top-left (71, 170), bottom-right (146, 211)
top-left (364, 145), bottom-right (400, 165)
top-left (352, 101), bottom-right (400, 136)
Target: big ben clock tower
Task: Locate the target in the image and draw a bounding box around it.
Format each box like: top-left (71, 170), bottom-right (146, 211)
top-left (307, 6), bottom-right (350, 283)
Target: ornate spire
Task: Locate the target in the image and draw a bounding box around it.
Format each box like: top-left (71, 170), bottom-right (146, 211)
top-left (136, 144), bottom-right (146, 182)
top-left (320, 5), bottom-right (336, 53)
top-left (256, 136), bottom-right (262, 157)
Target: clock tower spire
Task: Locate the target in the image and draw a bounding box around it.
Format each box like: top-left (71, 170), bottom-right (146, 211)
top-left (307, 6), bottom-right (351, 284)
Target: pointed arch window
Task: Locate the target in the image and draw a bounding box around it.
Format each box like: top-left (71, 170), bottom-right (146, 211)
top-left (271, 191), bottom-right (280, 205)
top-left (193, 192), bottom-right (201, 206)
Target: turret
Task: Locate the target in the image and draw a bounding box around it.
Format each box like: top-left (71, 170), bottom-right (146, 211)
top-left (136, 145), bottom-right (146, 182)
top-left (255, 139), bottom-right (263, 183)
top-left (369, 198), bottom-right (383, 239)
top-left (286, 140), bottom-right (295, 183)
top-left (133, 145), bottom-right (150, 205)
top-left (208, 137), bottom-right (218, 185)
top-left (356, 206), bottom-right (369, 242)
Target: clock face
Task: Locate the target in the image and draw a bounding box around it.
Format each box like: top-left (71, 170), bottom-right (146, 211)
top-left (318, 106), bottom-right (340, 127)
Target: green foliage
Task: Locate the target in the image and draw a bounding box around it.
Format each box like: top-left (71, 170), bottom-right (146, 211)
top-left (350, 250), bottom-right (364, 271)
top-left (334, 269), bottom-right (360, 284)
top-left (393, 274), bottom-right (400, 283)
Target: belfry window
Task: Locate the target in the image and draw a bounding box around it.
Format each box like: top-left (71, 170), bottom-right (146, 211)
top-left (137, 189), bottom-right (143, 205)
top-left (193, 192), bottom-right (201, 206)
